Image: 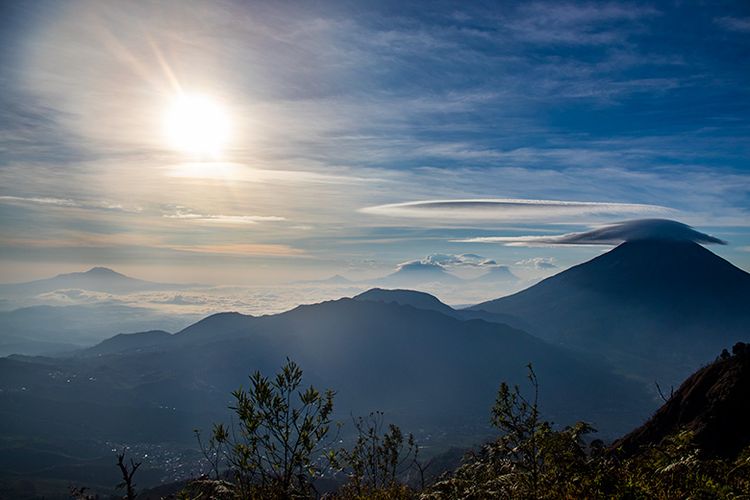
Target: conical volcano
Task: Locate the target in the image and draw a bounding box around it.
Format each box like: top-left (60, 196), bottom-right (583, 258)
top-left (472, 236), bottom-right (750, 384)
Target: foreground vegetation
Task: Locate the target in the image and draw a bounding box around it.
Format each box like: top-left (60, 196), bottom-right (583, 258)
top-left (78, 350), bottom-right (750, 499)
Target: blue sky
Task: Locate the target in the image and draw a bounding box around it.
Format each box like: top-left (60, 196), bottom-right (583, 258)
top-left (0, 0), bottom-right (748, 285)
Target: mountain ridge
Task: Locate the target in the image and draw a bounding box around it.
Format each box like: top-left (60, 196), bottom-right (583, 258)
top-left (354, 288), bottom-right (457, 316)
top-left (613, 343), bottom-right (750, 458)
top-left (471, 239), bottom-right (750, 385)
top-left (0, 297), bottom-right (654, 453)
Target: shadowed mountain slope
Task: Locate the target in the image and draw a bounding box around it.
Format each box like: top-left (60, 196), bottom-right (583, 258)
top-left (613, 344), bottom-right (750, 458)
top-left (353, 288), bottom-right (533, 331)
top-left (471, 240), bottom-right (750, 383)
top-left (81, 330), bottom-right (172, 357)
top-left (0, 299), bottom-right (653, 450)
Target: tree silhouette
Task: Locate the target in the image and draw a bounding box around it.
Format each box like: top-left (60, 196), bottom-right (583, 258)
top-left (209, 358), bottom-right (336, 498)
top-left (116, 452), bottom-right (141, 500)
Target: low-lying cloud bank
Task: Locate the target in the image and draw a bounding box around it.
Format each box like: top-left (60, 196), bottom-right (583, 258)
top-left (455, 219), bottom-right (727, 246)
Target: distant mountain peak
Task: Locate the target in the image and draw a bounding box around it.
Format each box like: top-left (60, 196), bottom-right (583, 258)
top-left (3, 266), bottom-right (201, 298)
top-left (85, 266), bottom-right (125, 276)
top-left (376, 260), bottom-right (462, 286)
top-left (295, 274), bottom-right (353, 285)
top-left (54, 266), bottom-right (129, 279)
top-left (472, 265), bottom-right (519, 283)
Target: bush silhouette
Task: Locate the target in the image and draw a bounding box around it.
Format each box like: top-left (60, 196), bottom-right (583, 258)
top-left (332, 411), bottom-right (418, 499)
top-left (195, 358), bottom-right (336, 499)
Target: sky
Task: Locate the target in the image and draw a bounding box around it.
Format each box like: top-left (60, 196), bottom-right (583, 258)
top-left (0, 0), bottom-right (749, 286)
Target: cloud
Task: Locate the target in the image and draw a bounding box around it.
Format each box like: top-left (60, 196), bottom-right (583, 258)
top-left (396, 260), bottom-right (444, 271)
top-left (394, 253), bottom-right (500, 271)
top-left (165, 163), bottom-right (372, 186)
top-left (516, 257), bottom-right (558, 269)
top-left (0, 233), bottom-right (304, 257)
top-left (0, 233), bottom-right (164, 249)
top-left (2, 1), bottom-right (749, 281)
top-left (162, 208), bottom-right (286, 225)
top-left (0, 195), bottom-right (140, 213)
top-left (507, 3), bottom-right (659, 46)
top-left (714, 16), bottom-right (750, 33)
top-left (422, 253), bottom-right (498, 268)
top-left (168, 243), bottom-right (305, 257)
top-left (35, 288), bottom-right (118, 304)
top-left (149, 294), bottom-right (208, 306)
top-left (455, 219), bottom-right (726, 246)
top-left (361, 198), bottom-right (672, 222)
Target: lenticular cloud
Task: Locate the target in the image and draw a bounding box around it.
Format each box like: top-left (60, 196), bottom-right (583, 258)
top-left (361, 198), bottom-right (671, 221)
top-left (456, 219), bottom-right (726, 246)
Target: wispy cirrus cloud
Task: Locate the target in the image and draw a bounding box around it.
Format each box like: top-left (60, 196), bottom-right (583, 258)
top-left (506, 2), bottom-right (659, 46)
top-left (714, 16), bottom-right (750, 33)
top-left (0, 232), bottom-right (304, 257)
top-left (165, 162), bottom-right (373, 186)
top-left (0, 195), bottom-right (140, 213)
top-left (455, 219), bottom-right (726, 247)
top-left (361, 198), bottom-right (672, 222)
top-left (0, 233), bottom-right (163, 249)
top-left (162, 207), bottom-right (286, 225)
top-left (169, 243), bottom-right (304, 257)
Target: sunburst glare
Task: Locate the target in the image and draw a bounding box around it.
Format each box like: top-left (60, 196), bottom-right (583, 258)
top-left (164, 93), bottom-right (231, 158)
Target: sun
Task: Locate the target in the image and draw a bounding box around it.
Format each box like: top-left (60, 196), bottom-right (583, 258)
top-left (164, 93), bottom-right (231, 157)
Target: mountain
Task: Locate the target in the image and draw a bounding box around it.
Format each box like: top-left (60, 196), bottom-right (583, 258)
top-left (471, 240), bottom-right (750, 384)
top-left (354, 288), bottom-right (535, 332)
top-left (294, 274), bottom-right (354, 285)
top-left (0, 267), bottom-right (201, 297)
top-left (81, 330), bottom-right (172, 357)
top-left (373, 261), bottom-right (462, 287)
top-left (0, 298), bottom-right (653, 457)
top-left (470, 265), bottom-right (519, 283)
top-left (354, 288), bottom-right (457, 316)
top-left (613, 343), bottom-right (750, 458)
